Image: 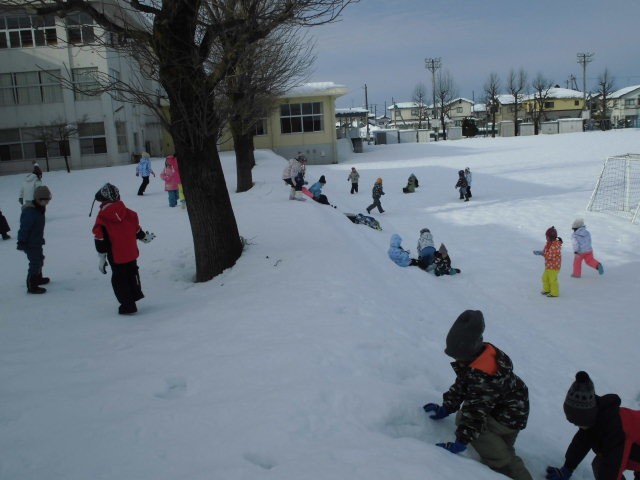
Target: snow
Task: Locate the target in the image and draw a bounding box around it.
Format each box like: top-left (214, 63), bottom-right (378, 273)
top-left (284, 82), bottom-right (347, 98)
top-left (610, 85), bottom-right (640, 99)
top-left (1, 129), bottom-right (640, 480)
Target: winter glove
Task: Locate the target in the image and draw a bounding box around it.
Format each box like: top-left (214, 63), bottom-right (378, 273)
top-left (574, 251), bottom-right (578, 254)
top-left (17, 241), bottom-right (25, 251)
top-left (98, 253), bottom-right (108, 274)
top-left (136, 172), bottom-right (139, 176)
top-left (18, 197), bottom-right (23, 205)
top-left (557, 237), bottom-right (563, 244)
top-left (423, 403), bottom-right (449, 420)
top-left (533, 250), bottom-right (543, 255)
top-left (545, 466), bottom-right (572, 480)
top-left (140, 231), bottom-right (156, 244)
top-left (436, 440), bottom-right (467, 454)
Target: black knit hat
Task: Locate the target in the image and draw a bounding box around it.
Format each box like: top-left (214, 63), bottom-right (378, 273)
top-left (95, 183), bottom-right (120, 202)
top-left (564, 371), bottom-right (598, 427)
top-left (319, 175), bottom-right (326, 184)
top-left (445, 310), bottom-right (485, 361)
top-left (34, 185), bottom-right (52, 200)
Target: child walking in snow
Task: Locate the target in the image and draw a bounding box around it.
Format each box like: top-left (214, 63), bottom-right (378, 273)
top-left (433, 243), bottom-right (461, 276)
top-left (545, 371), bottom-right (640, 480)
top-left (136, 152), bottom-right (155, 196)
top-left (464, 167), bottom-right (472, 198)
top-left (17, 186), bottom-right (52, 294)
top-left (455, 169), bottom-right (470, 201)
top-left (160, 155), bottom-right (180, 207)
top-left (570, 218), bottom-right (604, 278)
top-left (348, 167), bottom-right (359, 194)
top-left (387, 234), bottom-right (419, 267)
top-left (91, 183), bottom-right (155, 315)
top-left (533, 226), bottom-right (562, 297)
top-left (366, 177), bottom-right (385, 214)
top-left (423, 310), bottom-right (533, 480)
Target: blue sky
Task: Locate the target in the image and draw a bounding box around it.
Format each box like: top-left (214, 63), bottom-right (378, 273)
top-left (308, 0), bottom-right (640, 114)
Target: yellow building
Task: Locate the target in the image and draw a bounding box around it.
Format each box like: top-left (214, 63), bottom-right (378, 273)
top-left (218, 82), bottom-right (347, 164)
top-left (522, 87), bottom-right (584, 121)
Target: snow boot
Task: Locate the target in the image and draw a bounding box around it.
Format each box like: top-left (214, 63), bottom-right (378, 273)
top-left (597, 263), bottom-right (604, 275)
top-left (294, 191), bottom-right (306, 201)
top-left (289, 188), bottom-right (296, 200)
top-left (118, 303), bottom-right (137, 315)
top-left (26, 274), bottom-right (46, 294)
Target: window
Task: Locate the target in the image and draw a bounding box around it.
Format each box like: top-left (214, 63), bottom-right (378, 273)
top-left (253, 118), bottom-right (267, 136)
top-left (624, 99), bottom-right (636, 107)
top-left (0, 14), bottom-right (57, 49)
top-left (280, 102), bottom-right (323, 134)
top-left (72, 67), bottom-right (100, 101)
top-left (574, 100), bottom-right (580, 106)
top-left (0, 127), bottom-right (65, 161)
top-left (0, 70), bottom-right (63, 106)
top-left (78, 122), bottom-right (107, 154)
top-left (544, 101), bottom-right (555, 109)
top-left (65, 12), bottom-right (95, 45)
top-left (115, 121), bottom-right (128, 153)
top-left (456, 107), bottom-right (463, 113)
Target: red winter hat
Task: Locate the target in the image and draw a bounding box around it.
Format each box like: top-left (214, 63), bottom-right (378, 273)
top-left (546, 226), bottom-right (557, 241)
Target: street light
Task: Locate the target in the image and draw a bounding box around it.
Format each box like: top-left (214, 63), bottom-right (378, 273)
top-left (425, 57), bottom-right (441, 137)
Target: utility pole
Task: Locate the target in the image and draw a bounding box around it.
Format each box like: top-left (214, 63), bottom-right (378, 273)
top-left (425, 57), bottom-right (441, 132)
top-left (577, 52), bottom-right (594, 110)
top-left (364, 83), bottom-right (370, 143)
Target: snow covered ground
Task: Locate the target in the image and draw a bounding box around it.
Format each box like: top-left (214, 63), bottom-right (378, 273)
top-left (1, 129), bottom-right (639, 480)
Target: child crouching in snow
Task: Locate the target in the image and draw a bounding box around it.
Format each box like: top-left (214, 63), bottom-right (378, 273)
top-left (433, 243), bottom-right (461, 276)
top-left (533, 226), bottom-right (562, 297)
top-left (388, 234), bottom-right (419, 267)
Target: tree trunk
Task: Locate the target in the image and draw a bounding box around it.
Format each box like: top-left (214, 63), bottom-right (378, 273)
top-left (176, 141), bottom-right (243, 282)
top-left (231, 119), bottom-right (255, 193)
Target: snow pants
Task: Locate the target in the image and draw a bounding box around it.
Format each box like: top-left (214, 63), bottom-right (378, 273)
top-left (367, 198), bottom-right (384, 213)
top-left (111, 260), bottom-right (144, 308)
top-left (572, 251), bottom-right (600, 277)
top-left (456, 412), bottom-right (533, 480)
top-left (138, 176), bottom-right (150, 195)
top-left (350, 182), bottom-right (358, 194)
top-left (167, 189), bottom-right (178, 207)
top-left (542, 268), bottom-right (559, 297)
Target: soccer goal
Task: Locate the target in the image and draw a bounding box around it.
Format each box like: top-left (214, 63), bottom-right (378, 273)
top-left (586, 154), bottom-right (640, 223)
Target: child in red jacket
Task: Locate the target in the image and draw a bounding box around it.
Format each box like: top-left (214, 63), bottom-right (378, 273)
top-left (533, 226), bottom-right (562, 297)
top-left (546, 371), bottom-right (640, 480)
top-left (91, 183), bottom-right (155, 315)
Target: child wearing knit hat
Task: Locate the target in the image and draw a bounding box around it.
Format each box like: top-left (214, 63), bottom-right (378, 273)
top-left (433, 243), bottom-right (461, 276)
top-left (545, 371), bottom-right (640, 480)
top-left (366, 178), bottom-right (385, 214)
top-left (423, 310), bottom-right (532, 480)
top-left (533, 226), bottom-right (563, 297)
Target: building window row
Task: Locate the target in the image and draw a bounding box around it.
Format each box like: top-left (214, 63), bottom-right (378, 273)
top-left (280, 102), bottom-right (323, 134)
top-left (0, 122), bottom-right (106, 161)
top-left (0, 70), bottom-right (63, 105)
top-left (0, 12), bottom-right (96, 49)
top-left (0, 14), bottom-right (57, 48)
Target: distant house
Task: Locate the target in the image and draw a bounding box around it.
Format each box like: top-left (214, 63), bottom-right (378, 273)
top-left (217, 82), bottom-right (347, 164)
top-left (521, 88), bottom-right (584, 122)
top-left (446, 98), bottom-right (474, 126)
top-left (387, 101), bottom-right (429, 129)
top-left (608, 85), bottom-right (640, 128)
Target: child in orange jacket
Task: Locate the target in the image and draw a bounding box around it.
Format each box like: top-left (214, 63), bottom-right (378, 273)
top-left (533, 226), bottom-right (562, 297)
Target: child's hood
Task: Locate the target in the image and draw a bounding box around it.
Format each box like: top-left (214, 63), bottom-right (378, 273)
top-left (165, 155), bottom-right (178, 169)
top-left (99, 200), bottom-right (130, 223)
top-left (390, 234), bottom-right (403, 248)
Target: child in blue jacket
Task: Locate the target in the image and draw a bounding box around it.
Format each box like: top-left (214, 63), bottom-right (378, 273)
top-left (136, 152), bottom-right (155, 196)
top-left (388, 234), bottom-right (419, 267)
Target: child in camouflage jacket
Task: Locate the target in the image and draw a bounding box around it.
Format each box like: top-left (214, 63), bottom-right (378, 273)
top-left (423, 310), bottom-right (533, 480)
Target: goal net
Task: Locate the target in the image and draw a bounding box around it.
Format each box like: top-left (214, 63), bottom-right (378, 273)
top-left (586, 154), bottom-right (640, 223)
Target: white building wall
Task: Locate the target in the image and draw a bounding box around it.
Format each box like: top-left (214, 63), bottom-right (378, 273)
top-left (0, 13), bottom-right (162, 175)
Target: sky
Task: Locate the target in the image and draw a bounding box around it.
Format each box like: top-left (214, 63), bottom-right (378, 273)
top-left (1, 129), bottom-right (640, 479)
top-left (309, 0), bottom-right (640, 114)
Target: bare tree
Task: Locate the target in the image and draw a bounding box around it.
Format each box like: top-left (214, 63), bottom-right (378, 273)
top-left (22, 117), bottom-right (85, 173)
top-left (483, 72), bottom-right (500, 138)
top-left (507, 68), bottom-right (528, 136)
top-left (217, 26), bottom-right (315, 192)
top-left (530, 72), bottom-right (554, 135)
top-left (435, 70), bottom-right (457, 140)
top-left (21, 0), bottom-right (356, 282)
top-left (412, 82), bottom-right (428, 129)
top-left (595, 68), bottom-right (615, 130)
